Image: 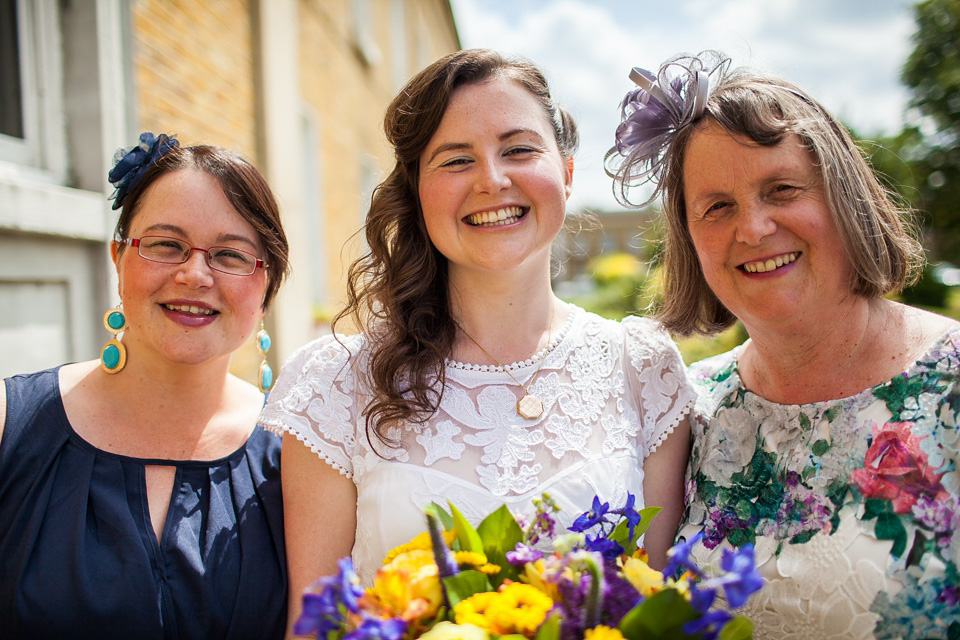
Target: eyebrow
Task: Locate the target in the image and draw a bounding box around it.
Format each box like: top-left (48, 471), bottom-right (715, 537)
top-left (142, 223), bottom-right (260, 249)
top-left (424, 128), bottom-right (545, 165)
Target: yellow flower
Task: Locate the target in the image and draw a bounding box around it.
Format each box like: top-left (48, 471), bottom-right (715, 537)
top-left (620, 555), bottom-right (664, 597)
top-left (382, 530), bottom-right (455, 564)
top-left (369, 549), bottom-right (443, 619)
top-left (520, 558), bottom-right (560, 600)
top-left (419, 621), bottom-right (490, 640)
top-left (584, 625), bottom-right (626, 640)
top-left (454, 582), bottom-right (553, 637)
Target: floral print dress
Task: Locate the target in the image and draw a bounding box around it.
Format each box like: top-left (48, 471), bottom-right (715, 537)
top-left (677, 326), bottom-right (960, 640)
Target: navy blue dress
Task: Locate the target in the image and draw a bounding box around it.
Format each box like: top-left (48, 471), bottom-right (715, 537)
top-left (0, 368), bottom-right (287, 640)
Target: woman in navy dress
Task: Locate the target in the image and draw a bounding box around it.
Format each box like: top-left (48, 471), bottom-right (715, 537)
top-left (0, 133), bottom-right (290, 639)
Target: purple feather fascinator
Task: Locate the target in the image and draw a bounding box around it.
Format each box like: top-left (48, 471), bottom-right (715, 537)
top-left (605, 52), bottom-right (729, 208)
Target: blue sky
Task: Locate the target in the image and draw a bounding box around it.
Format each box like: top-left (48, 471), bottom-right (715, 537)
top-left (450, 0), bottom-right (918, 210)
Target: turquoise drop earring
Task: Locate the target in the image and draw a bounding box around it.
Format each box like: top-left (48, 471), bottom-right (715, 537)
top-left (257, 320), bottom-right (273, 392)
top-left (100, 305), bottom-right (127, 374)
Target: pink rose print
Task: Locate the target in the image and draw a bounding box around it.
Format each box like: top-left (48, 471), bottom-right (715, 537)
top-left (850, 421), bottom-right (945, 514)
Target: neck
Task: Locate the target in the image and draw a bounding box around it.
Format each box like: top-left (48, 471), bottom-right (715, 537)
top-left (739, 296), bottom-right (900, 403)
top-left (448, 265), bottom-right (561, 365)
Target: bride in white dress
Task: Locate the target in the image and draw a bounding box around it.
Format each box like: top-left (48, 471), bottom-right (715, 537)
top-left (260, 49), bottom-right (694, 625)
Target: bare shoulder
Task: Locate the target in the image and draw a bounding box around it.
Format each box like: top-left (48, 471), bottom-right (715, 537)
top-left (909, 304), bottom-right (960, 345)
top-left (225, 373), bottom-right (268, 433)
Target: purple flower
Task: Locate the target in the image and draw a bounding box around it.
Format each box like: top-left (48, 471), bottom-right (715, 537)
top-left (938, 586), bottom-right (960, 606)
top-left (507, 543), bottom-right (544, 565)
top-left (344, 616), bottom-right (406, 640)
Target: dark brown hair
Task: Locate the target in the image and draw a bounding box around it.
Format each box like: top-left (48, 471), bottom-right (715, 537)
top-left (635, 67), bottom-right (922, 335)
top-left (336, 49), bottom-right (578, 446)
top-left (113, 144), bottom-right (290, 308)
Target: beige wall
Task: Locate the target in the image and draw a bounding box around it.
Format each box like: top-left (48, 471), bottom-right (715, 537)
top-left (127, 0), bottom-right (460, 380)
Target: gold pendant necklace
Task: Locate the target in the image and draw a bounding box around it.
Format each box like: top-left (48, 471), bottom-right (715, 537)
top-left (455, 306), bottom-right (555, 420)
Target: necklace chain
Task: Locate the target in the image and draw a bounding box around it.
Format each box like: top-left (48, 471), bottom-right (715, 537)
top-left (455, 305), bottom-right (555, 419)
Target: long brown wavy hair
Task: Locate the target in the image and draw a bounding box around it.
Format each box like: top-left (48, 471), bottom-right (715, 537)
top-left (334, 49), bottom-right (579, 447)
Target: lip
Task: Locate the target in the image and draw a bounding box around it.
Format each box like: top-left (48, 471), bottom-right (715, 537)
top-left (160, 299), bottom-right (219, 327)
top-left (738, 251), bottom-right (800, 275)
top-left (462, 205), bottom-right (528, 228)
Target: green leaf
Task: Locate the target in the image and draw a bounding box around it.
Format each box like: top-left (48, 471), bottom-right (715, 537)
top-left (618, 589), bottom-right (699, 639)
top-left (875, 512), bottom-right (908, 558)
top-left (718, 616), bottom-right (754, 640)
top-left (450, 503), bottom-right (484, 553)
top-left (428, 502), bottom-right (454, 529)
top-left (810, 438), bottom-right (830, 457)
top-left (534, 612), bottom-right (562, 640)
top-left (441, 570), bottom-right (491, 608)
top-left (476, 505), bottom-right (524, 587)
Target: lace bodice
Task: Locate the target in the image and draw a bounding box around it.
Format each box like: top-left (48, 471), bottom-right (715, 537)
top-left (678, 326), bottom-right (960, 640)
top-left (261, 305), bottom-right (694, 585)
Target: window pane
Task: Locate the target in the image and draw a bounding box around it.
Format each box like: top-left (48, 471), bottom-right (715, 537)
top-left (0, 0), bottom-right (24, 139)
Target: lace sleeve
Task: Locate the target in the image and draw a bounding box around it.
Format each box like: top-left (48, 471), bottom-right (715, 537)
top-left (621, 316), bottom-right (695, 458)
top-left (259, 334), bottom-right (365, 478)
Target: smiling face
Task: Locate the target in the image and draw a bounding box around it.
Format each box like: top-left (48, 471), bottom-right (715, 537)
top-left (417, 77), bottom-right (572, 281)
top-left (113, 168), bottom-right (269, 368)
top-left (683, 121), bottom-right (854, 330)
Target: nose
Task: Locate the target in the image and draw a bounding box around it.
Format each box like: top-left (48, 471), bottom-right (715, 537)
top-left (473, 157), bottom-right (511, 195)
top-left (174, 249), bottom-right (215, 288)
top-left (735, 202), bottom-right (777, 245)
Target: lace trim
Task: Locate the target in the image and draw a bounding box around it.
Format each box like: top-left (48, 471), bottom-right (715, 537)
top-left (646, 400), bottom-right (692, 457)
top-left (260, 417), bottom-right (353, 479)
top-left (444, 305), bottom-right (577, 371)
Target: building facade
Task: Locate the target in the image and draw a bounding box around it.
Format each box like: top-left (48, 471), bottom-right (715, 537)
top-left (0, 0), bottom-right (460, 381)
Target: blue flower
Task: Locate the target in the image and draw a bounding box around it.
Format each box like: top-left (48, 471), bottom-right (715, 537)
top-left (344, 616), bottom-right (406, 640)
top-left (293, 557), bottom-right (365, 636)
top-left (583, 534), bottom-right (624, 559)
top-left (293, 589), bottom-right (343, 637)
top-left (570, 496), bottom-right (611, 532)
top-left (108, 132), bottom-right (179, 210)
top-left (714, 544), bottom-right (764, 608)
top-left (663, 532), bottom-right (704, 580)
top-left (620, 493), bottom-right (643, 540)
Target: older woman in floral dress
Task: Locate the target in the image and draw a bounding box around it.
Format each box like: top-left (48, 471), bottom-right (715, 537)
top-left (606, 52), bottom-right (959, 639)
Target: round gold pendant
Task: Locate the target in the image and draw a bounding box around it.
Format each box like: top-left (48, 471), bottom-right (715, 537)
top-left (517, 394), bottom-right (544, 420)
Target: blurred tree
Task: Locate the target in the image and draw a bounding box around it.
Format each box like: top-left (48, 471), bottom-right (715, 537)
top-left (871, 0), bottom-right (960, 263)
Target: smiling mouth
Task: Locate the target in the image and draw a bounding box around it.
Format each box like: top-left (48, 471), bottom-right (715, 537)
top-left (163, 303), bottom-right (217, 316)
top-left (464, 206), bottom-right (526, 227)
top-left (741, 252), bottom-right (799, 273)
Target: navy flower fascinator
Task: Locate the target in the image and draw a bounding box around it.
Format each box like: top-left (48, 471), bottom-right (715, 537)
top-left (605, 52), bottom-right (729, 208)
top-left (108, 132), bottom-right (179, 210)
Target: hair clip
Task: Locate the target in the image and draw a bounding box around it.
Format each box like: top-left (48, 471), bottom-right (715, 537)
top-left (108, 132), bottom-right (180, 210)
top-left (605, 52), bottom-right (729, 207)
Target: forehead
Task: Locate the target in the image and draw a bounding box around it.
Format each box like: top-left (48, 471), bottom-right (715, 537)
top-left (130, 169), bottom-right (261, 244)
top-left (683, 122), bottom-right (815, 189)
top-left (433, 77), bottom-right (555, 140)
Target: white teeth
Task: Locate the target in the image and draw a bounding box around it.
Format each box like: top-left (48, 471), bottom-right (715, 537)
top-left (165, 304), bottom-right (214, 315)
top-left (743, 252), bottom-right (798, 273)
top-left (465, 206), bottom-right (524, 227)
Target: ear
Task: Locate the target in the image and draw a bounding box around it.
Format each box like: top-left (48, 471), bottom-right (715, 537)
top-left (563, 156), bottom-right (574, 199)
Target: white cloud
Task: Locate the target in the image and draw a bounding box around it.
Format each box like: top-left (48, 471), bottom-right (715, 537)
top-left (450, 0), bottom-right (917, 209)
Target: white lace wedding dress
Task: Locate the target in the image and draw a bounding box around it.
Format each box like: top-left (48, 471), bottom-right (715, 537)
top-left (261, 305), bottom-right (694, 585)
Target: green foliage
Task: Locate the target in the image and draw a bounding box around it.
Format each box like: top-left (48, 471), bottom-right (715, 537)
top-left (869, 0), bottom-right (960, 263)
top-left (476, 505), bottom-right (524, 587)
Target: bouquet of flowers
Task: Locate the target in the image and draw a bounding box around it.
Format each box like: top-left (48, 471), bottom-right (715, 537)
top-left (294, 494), bottom-right (762, 640)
